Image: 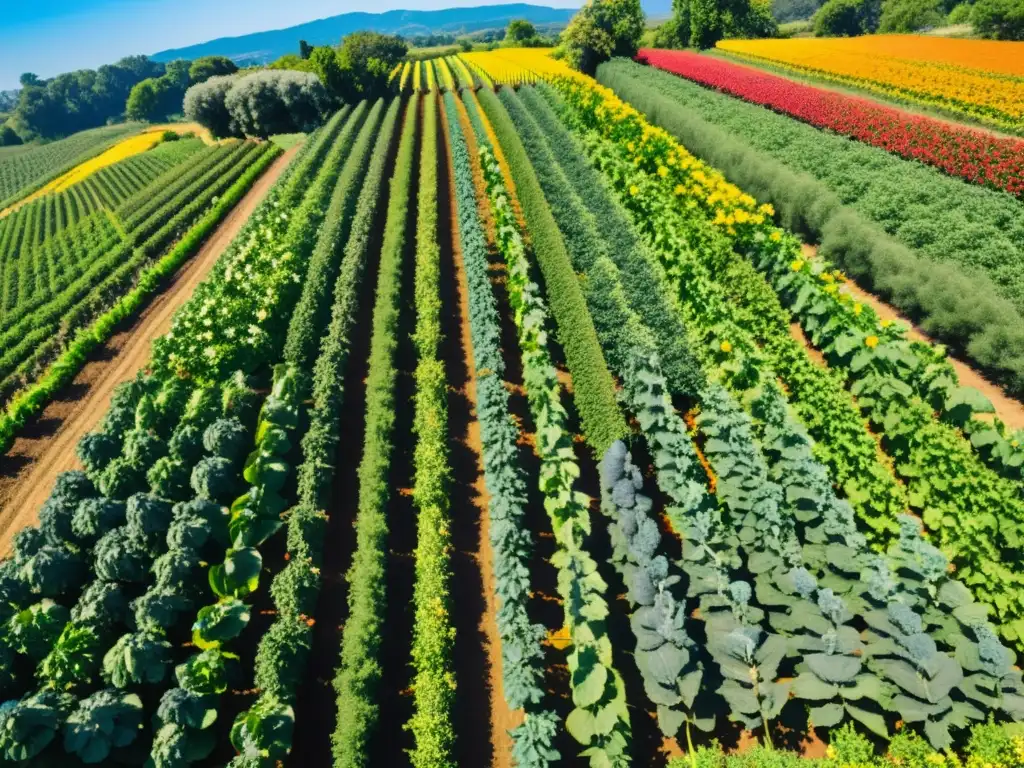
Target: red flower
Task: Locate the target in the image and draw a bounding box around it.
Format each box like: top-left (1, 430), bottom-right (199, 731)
top-left (637, 49), bottom-right (1024, 199)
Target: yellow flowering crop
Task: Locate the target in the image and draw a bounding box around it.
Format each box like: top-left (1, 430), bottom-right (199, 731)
top-left (399, 61), bottom-right (413, 93)
top-left (435, 57), bottom-right (456, 92)
top-left (413, 60), bottom-right (423, 93)
top-left (460, 47), bottom-right (578, 86)
top-left (448, 56), bottom-right (475, 89)
top-left (41, 131), bottom-right (165, 194)
top-left (425, 59), bottom-right (436, 93)
top-left (717, 36), bottom-right (1024, 131)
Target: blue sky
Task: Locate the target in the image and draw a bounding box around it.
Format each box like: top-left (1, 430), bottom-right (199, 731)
top-left (0, 0), bottom-right (578, 90)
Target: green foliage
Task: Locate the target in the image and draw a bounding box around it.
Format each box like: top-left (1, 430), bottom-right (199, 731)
top-left (284, 98), bottom-right (388, 368)
top-left (189, 56), bottom-right (239, 84)
top-left (102, 631), bottom-right (172, 688)
top-left (559, 0), bottom-right (645, 74)
top-left (62, 689), bottom-right (143, 763)
top-left (449, 92), bottom-right (558, 768)
top-left (329, 96), bottom-right (406, 768)
top-left (878, 0), bottom-right (945, 30)
top-left (971, 0), bottom-right (1024, 38)
top-left (479, 87), bottom-right (626, 455)
top-left (0, 689), bottom-right (75, 762)
top-left (947, 1), bottom-right (973, 21)
top-left (813, 0), bottom-right (882, 33)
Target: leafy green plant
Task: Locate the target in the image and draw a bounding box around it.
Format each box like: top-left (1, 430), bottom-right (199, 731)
top-left (102, 631), bottom-right (172, 688)
top-left (0, 689), bottom-right (74, 762)
top-left (62, 688), bottom-right (143, 763)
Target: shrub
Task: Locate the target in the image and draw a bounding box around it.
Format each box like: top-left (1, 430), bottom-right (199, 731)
top-left (947, 1), bottom-right (972, 21)
top-left (183, 75), bottom-right (237, 138)
top-left (560, 0), bottom-right (646, 74)
top-left (189, 56), bottom-right (239, 84)
top-left (972, 0), bottom-right (1024, 38)
top-left (223, 70), bottom-right (333, 138)
top-left (878, 0), bottom-right (945, 30)
top-left (813, 0), bottom-right (881, 33)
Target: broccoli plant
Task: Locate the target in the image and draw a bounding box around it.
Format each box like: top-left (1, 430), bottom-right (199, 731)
top-left (0, 688), bottom-right (75, 762)
top-left (169, 424), bottom-right (205, 466)
top-left (19, 546), bottom-right (85, 598)
top-left (600, 441), bottom-right (709, 740)
top-left (12, 529), bottom-right (44, 565)
top-left (102, 377), bottom-right (150, 436)
top-left (98, 458), bottom-right (146, 501)
top-left (203, 418), bottom-right (249, 463)
top-left (71, 498), bottom-right (126, 545)
top-left (102, 631), bottom-right (172, 688)
top-left (148, 457), bottom-right (191, 502)
top-left (149, 722), bottom-right (215, 768)
top-left (167, 515), bottom-right (217, 556)
top-left (252, 618), bottom-right (311, 699)
top-left (0, 561), bottom-right (29, 620)
top-left (70, 581), bottom-right (128, 630)
top-left (191, 456), bottom-right (237, 502)
top-left (229, 694), bottom-right (294, 765)
top-left (153, 378), bottom-right (192, 433)
top-left (38, 623), bottom-right (102, 690)
top-left (49, 471), bottom-right (95, 506)
top-left (192, 599), bottom-right (250, 650)
top-left (39, 472), bottom-right (95, 549)
top-left (221, 371), bottom-right (261, 430)
top-left (62, 688), bottom-right (143, 764)
top-left (94, 529), bottom-right (149, 584)
top-left (152, 549), bottom-right (201, 594)
top-left (958, 623), bottom-right (1024, 721)
top-left (155, 687), bottom-right (218, 730)
top-left (863, 596), bottom-right (972, 748)
top-left (125, 494), bottom-right (173, 549)
top-left (76, 433), bottom-right (120, 479)
top-left (122, 429), bottom-right (168, 472)
top-left (705, 581), bottom-right (790, 745)
top-left (132, 589), bottom-right (194, 633)
top-left (182, 386), bottom-right (221, 430)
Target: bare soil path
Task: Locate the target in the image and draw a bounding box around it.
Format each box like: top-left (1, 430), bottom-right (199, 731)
top-left (801, 244), bottom-right (1024, 430)
top-left (0, 145), bottom-right (299, 555)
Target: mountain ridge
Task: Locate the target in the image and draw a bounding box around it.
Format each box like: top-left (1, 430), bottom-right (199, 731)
top-left (150, 4), bottom-right (579, 64)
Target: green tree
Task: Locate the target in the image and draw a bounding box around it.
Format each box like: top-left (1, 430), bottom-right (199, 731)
top-left (560, 0), bottom-right (645, 75)
top-left (458, 37), bottom-right (474, 51)
top-left (813, 0), bottom-right (881, 33)
top-left (972, 0), bottom-right (1024, 38)
top-left (878, 0), bottom-right (944, 30)
top-left (507, 19), bottom-right (538, 41)
top-left (299, 40), bottom-right (314, 59)
top-left (310, 47), bottom-right (347, 97)
top-left (335, 31), bottom-right (407, 101)
top-left (188, 56), bottom-right (238, 84)
top-left (684, 0), bottom-right (778, 46)
top-left (19, 73), bottom-right (40, 87)
top-left (126, 78), bottom-right (168, 122)
top-left (0, 125), bottom-right (21, 146)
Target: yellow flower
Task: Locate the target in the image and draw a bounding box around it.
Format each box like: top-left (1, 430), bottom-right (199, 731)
top-left (826, 746), bottom-right (837, 760)
top-left (759, 203), bottom-right (775, 216)
top-left (769, 231), bottom-right (782, 242)
top-left (820, 273), bottom-right (834, 283)
top-left (1011, 440), bottom-right (1019, 448)
top-left (853, 303), bottom-right (862, 315)
top-left (791, 260), bottom-right (804, 272)
top-left (866, 335), bottom-right (879, 348)
top-left (629, 185), bottom-right (639, 197)
top-left (657, 165), bottom-right (668, 177)
top-left (720, 340), bottom-right (733, 353)
top-left (674, 184), bottom-right (686, 195)
top-left (881, 319), bottom-right (893, 328)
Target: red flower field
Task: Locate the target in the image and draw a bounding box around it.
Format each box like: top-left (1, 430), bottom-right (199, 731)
top-left (637, 48), bottom-right (1024, 198)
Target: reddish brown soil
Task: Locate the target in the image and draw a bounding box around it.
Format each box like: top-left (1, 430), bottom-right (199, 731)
top-left (801, 244), bottom-right (1024, 430)
top-left (0, 145), bottom-right (299, 555)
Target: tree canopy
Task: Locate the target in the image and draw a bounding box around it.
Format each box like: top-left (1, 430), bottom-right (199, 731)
top-left (559, 0), bottom-right (646, 75)
top-left (188, 56), bottom-right (238, 85)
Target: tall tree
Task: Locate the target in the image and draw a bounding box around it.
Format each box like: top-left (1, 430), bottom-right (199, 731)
top-left (560, 0), bottom-right (645, 75)
top-left (188, 56), bottom-right (238, 85)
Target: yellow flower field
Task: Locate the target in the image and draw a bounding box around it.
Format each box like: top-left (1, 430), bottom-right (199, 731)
top-left (42, 131), bottom-right (165, 194)
top-left (461, 48), bottom-right (578, 85)
top-left (717, 36), bottom-right (1024, 131)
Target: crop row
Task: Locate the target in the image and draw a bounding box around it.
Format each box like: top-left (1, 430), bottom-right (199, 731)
top-left (443, 90), bottom-right (559, 766)
top-left (593, 59), bottom-right (1024, 396)
top-left (638, 49), bottom-right (1024, 198)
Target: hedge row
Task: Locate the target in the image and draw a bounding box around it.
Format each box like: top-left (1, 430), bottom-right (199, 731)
top-left (476, 87), bottom-right (626, 456)
top-left (329, 96), bottom-right (405, 768)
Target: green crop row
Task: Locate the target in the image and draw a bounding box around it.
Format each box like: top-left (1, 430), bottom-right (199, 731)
top-left (475, 87), bottom-right (626, 456)
top-left (442, 91), bottom-right (555, 767)
top-left (329, 97), bottom-right (405, 768)
top-left (472, 101), bottom-right (630, 766)
top-left (284, 101), bottom-right (388, 369)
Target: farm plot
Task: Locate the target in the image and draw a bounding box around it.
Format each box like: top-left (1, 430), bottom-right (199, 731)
top-left (0, 137), bottom-right (282, 454)
top-left (0, 123), bottom-right (145, 209)
top-left (592, 57), bottom-right (1024, 399)
top-left (0, 53), bottom-right (1023, 768)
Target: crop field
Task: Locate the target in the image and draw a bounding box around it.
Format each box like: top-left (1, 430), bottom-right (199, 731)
top-left (715, 36), bottom-right (1024, 132)
top-left (0, 40), bottom-right (1023, 768)
top-left (0, 123), bottom-right (146, 210)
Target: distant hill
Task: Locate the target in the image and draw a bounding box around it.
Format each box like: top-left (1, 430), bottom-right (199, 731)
top-left (151, 4), bottom-right (578, 65)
